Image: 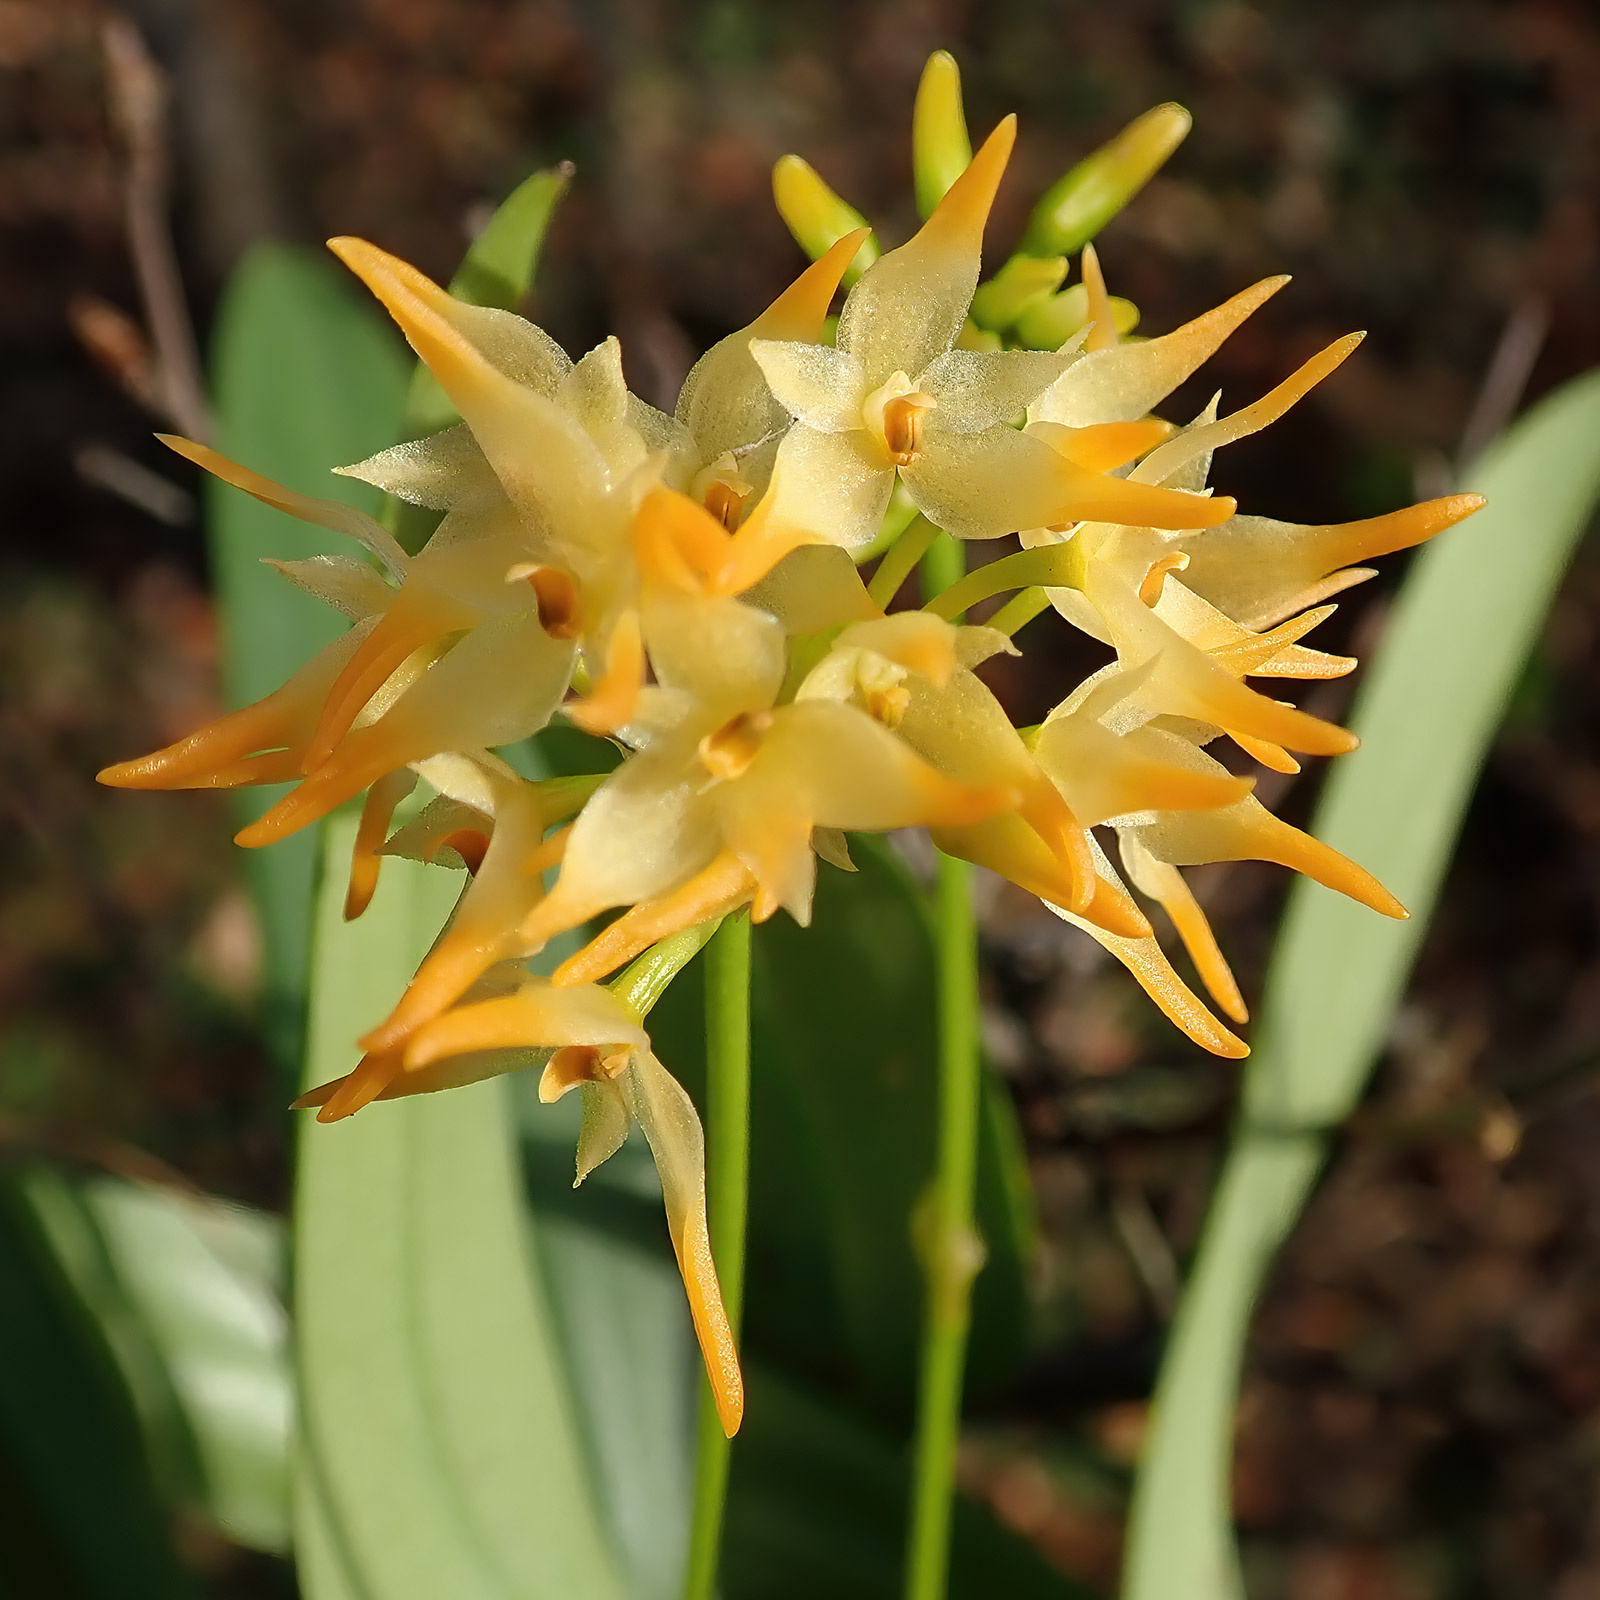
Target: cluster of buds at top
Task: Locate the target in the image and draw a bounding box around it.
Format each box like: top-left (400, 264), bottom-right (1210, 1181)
top-left (99, 54), bottom-right (1484, 1435)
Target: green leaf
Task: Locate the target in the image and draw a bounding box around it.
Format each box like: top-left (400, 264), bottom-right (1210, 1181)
top-left (0, 1174), bottom-right (200, 1599)
top-left (723, 1367), bottom-right (1091, 1600)
top-left (294, 815), bottom-right (630, 1600)
top-left (208, 245), bottom-right (408, 1068)
top-left (519, 1086), bottom-right (696, 1600)
top-left (28, 1175), bottom-right (291, 1553)
top-left (1124, 368), bottom-right (1600, 1600)
top-left (650, 837), bottom-right (1037, 1415)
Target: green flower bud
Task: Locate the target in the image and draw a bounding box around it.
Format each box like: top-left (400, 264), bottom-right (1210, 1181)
top-left (912, 50), bottom-right (973, 219)
top-left (1015, 283), bottom-right (1141, 351)
top-left (1022, 103), bottom-right (1191, 257)
top-left (970, 254), bottom-right (1069, 332)
top-left (771, 154), bottom-right (879, 285)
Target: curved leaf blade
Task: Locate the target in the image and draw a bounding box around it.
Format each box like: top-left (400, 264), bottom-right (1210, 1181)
top-left (1124, 368), bottom-right (1600, 1599)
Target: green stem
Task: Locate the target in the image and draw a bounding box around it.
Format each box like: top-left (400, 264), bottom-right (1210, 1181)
top-left (682, 912), bottom-right (752, 1600)
top-left (868, 513), bottom-right (939, 609)
top-left (904, 535), bottom-right (986, 1600)
top-left (987, 585), bottom-right (1051, 638)
top-left (922, 539), bottom-right (1084, 622)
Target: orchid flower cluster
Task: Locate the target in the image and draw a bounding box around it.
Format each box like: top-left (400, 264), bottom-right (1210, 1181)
top-left (99, 56), bottom-right (1482, 1438)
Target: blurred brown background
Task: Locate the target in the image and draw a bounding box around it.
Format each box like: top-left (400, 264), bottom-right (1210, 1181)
top-left (5, 1), bottom-right (1600, 1595)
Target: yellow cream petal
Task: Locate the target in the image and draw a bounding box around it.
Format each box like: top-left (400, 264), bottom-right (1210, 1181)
top-left (361, 790), bottom-right (561, 1053)
top-left (746, 699), bottom-right (1011, 834)
top-left (1136, 802), bottom-right (1407, 919)
top-left (295, 1051), bottom-right (405, 1123)
top-left (521, 741), bottom-right (723, 946)
top-left (1033, 708), bottom-right (1253, 827)
top-left (1179, 493), bottom-right (1486, 630)
top-left (573, 1079), bottom-right (633, 1184)
top-left (304, 581), bottom-right (483, 770)
top-left (931, 814), bottom-right (1149, 940)
top-left (623, 1051), bottom-right (743, 1437)
top-left (757, 424), bottom-right (895, 556)
top-left (836, 116), bottom-right (1016, 382)
top-left (750, 228), bottom-right (871, 342)
top-left (1030, 275), bottom-right (1289, 427)
top-left (403, 982), bottom-right (649, 1072)
top-left (645, 591), bottom-right (787, 719)
top-left (566, 608), bottom-right (645, 736)
top-left (1038, 418), bottom-right (1175, 473)
top-left (266, 555), bottom-right (396, 621)
top-left (327, 237), bottom-right (606, 530)
top-left (158, 435), bottom-right (408, 578)
top-left (239, 616), bottom-right (574, 848)
top-left (829, 611), bottom-right (962, 688)
top-left (738, 543), bottom-right (881, 635)
top-left (337, 424), bottom-right (503, 514)
top-left (911, 420), bottom-right (1233, 541)
top-left (1082, 560), bottom-right (1356, 757)
top-left (1229, 733), bottom-right (1301, 774)
top-left (915, 347), bottom-right (1078, 432)
top-left (749, 340), bottom-right (867, 432)
top-left (1132, 333), bottom-right (1364, 486)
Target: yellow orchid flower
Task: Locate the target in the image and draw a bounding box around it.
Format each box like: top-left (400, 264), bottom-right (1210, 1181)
top-left (751, 120), bottom-right (1235, 553)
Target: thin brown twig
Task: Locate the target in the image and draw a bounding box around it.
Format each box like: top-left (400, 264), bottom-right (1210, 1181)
top-left (1455, 295), bottom-right (1551, 476)
top-left (102, 14), bottom-right (212, 443)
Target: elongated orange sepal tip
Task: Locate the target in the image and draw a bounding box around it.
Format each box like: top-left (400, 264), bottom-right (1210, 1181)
top-left (1053, 418), bottom-right (1175, 473)
top-left (1231, 732), bottom-right (1301, 775)
top-left (344, 769), bottom-right (416, 921)
top-left (923, 114), bottom-right (1017, 251)
top-left (553, 853), bottom-right (755, 987)
top-left (566, 610), bottom-right (644, 736)
top-left (1114, 934), bottom-right (1250, 1059)
top-left (753, 227), bottom-right (872, 342)
top-left (313, 1054), bottom-right (400, 1122)
top-left (1080, 242), bottom-right (1117, 354)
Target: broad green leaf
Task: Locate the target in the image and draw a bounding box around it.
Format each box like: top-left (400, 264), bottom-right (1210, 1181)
top-left (519, 1086), bottom-right (696, 1600)
top-left (290, 168), bottom-right (687, 1600)
top-left (0, 1174), bottom-right (200, 1600)
top-left (29, 1175), bottom-right (290, 1553)
top-left (723, 1367), bottom-right (1091, 1599)
top-left (294, 815), bottom-right (627, 1600)
top-left (650, 837), bottom-right (1036, 1415)
top-left (1124, 367), bottom-right (1600, 1600)
top-left (209, 245), bottom-right (407, 1067)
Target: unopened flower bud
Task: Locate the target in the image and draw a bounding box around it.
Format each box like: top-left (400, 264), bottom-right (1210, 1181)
top-left (771, 155), bottom-right (879, 285)
top-left (1022, 102), bottom-right (1191, 257)
top-left (970, 253), bottom-right (1069, 332)
top-left (1015, 282), bottom-right (1141, 351)
top-left (912, 50), bottom-right (973, 219)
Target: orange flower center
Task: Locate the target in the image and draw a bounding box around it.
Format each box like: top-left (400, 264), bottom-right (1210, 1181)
top-left (697, 711), bottom-right (773, 782)
top-left (525, 566), bottom-right (582, 638)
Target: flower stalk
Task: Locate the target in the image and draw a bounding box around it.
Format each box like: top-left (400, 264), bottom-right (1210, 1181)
top-left (682, 911), bottom-right (753, 1600)
top-left (904, 534), bottom-right (987, 1600)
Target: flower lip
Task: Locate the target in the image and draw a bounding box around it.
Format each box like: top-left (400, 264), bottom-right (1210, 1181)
top-left (539, 1042), bottom-right (633, 1102)
top-left (507, 563), bottom-right (583, 639)
top-left (862, 370), bottom-right (939, 466)
top-left (698, 711), bottom-right (774, 782)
